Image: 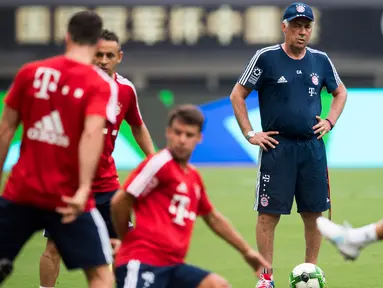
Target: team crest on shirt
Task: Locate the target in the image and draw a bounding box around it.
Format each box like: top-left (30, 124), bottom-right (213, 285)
top-left (310, 73), bottom-right (319, 86)
top-left (296, 4), bottom-right (305, 13)
top-left (116, 102), bottom-right (122, 115)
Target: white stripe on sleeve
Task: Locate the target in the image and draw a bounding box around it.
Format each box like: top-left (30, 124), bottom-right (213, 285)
top-left (127, 149), bottom-right (172, 197)
top-left (238, 45), bottom-right (280, 85)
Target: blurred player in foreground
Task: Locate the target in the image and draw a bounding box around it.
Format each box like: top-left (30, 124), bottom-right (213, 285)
top-left (317, 217), bottom-right (383, 261)
top-left (0, 11), bottom-right (117, 287)
top-left (230, 2), bottom-right (347, 287)
top-left (111, 104), bottom-right (270, 288)
top-left (39, 29), bottom-right (156, 288)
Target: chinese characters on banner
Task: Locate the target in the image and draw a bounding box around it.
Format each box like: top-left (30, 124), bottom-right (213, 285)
top-left (15, 5), bottom-right (320, 46)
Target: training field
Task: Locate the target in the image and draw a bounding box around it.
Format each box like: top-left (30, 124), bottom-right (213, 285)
top-left (2, 167), bottom-right (383, 287)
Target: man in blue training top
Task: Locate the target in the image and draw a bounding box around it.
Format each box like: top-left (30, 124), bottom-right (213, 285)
top-left (230, 2), bottom-right (347, 287)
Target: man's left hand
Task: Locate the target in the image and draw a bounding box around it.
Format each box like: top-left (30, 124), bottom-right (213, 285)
top-left (313, 116), bottom-right (332, 139)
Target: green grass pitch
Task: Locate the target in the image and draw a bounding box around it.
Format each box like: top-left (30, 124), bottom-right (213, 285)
top-left (2, 167), bottom-right (383, 287)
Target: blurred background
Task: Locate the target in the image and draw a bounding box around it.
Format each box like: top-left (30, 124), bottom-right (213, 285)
top-left (1, 0), bottom-right (383, 170)
top-left (1, 1), bottom-right (383, 287)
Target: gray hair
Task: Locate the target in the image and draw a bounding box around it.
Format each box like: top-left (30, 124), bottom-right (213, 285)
top-left (282, 19), bottom-right (315, 27)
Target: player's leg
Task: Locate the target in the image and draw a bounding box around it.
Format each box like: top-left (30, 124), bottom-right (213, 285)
top-left (115, 260), bottom-right (170, 288)
top-left (95, 191), bottom-right (125, 271)
top-left (171, 263), bottom-right (229, 288)
top-left (197, 274), bottom-right (230, 288)
top-left (45, 208), bottom-right (114, 288)
top-left (300, 211), bottom-right (322, 264)
top-left (94, 191), bottom-right (119, 239)
top-left (295, 138), bottom-right (330, 264)
top-left (39, 231), bottom-right (61, 288)
top-left (254, 139), bottom-right (297, 283)
top-left (0, 197), bottom-right (42, 284)
top-left (316, 217), bottom-right (382, 260)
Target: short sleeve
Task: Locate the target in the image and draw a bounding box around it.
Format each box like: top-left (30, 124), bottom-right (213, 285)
top-left (195, 175), bottom-right (213, 216)
top-left (5, 65), bottom-right (29, 112)
top-left (122, 150), bottom-right (172, 199)
top-left (237, 50), bottom-right (266, 91)
top-left (86, 68), bottom-right (118, 124)
top-left (323, 54), bottom-right (342, 93)
top-left (124, 85), bottom-right (143, 126)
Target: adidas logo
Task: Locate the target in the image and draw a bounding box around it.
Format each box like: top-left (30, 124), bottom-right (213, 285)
top-left (27, 110), bottom-right (70, 148)
top-left (277, 76), bottom-right (288, 83)
top-left (176, 182), bottom-right (188, 194)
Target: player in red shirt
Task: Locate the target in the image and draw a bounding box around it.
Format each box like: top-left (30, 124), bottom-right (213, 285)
top-left (39, 29), bottom-right (156, 288)
top-left (0, 11), bottom-right (117, 287)
top-left (111, 104), bottom-right (270, 288)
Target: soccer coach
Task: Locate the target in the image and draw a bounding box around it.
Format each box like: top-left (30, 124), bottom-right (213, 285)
top-left (229, 2), bottom-right (347, 286)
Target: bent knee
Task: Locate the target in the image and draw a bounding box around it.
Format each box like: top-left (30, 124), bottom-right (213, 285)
top-left (198, 273), bottom-right (230, 288)
top-left (85, 264), bottom-right (115, 287)
top-left (43, 240), bottom-right (60, 260)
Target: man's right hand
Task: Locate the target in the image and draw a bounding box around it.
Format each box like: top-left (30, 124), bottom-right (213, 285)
top-left (56, 186), bottom-right (90, 224)
top-left (248, 131), bottom-right (279, 151)
top-left (110, 238), bottom-right (121, 257)
top-left (243, 249), bottom-right (271, 278)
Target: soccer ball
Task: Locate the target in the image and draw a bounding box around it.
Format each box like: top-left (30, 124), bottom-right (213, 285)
top-left (289, 263), bottom-right (326, 288)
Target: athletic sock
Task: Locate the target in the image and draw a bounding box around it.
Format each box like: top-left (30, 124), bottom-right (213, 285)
top-left (348, 223), bottom-right (377, 246)
top-left (262, 268), bottom-right (274, 279)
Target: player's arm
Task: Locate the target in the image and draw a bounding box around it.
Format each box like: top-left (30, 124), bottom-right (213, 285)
top-left (0, 66), bottom-right (27, 180)
top-left (313, 55), bottom-right (347, 138)
top-left (125, 86), bottom-right (155, 156)
top-left (197, 177), bottom-right (268, 267)
top-left (78, 115), bottom-right (106, 192)
top-left (110, 189), bottom-right (135, 239)
top-left (79, 77), bottom-right (118, 191)
top-left (230, 51), bottom-right (265, 135)
top-left (198, 181), bottom-right (250, 252)
top-left (59, 76), bottom-right (118, 221)
top-left (326, 84), bottom-right (347, 128)
top-left (111, 153), bottom-right (169, 239)
top-left (131, 123), bottom-right (155, 156)
top-left (231, 52), bottom-right (278, 150)
top-left (203, 209), bottom-right (252, 254)
top-left (202, 209), bottom-right (271, 273)
top-left (0, 106), bottom-right (20, 180)
top-left (230, 83), bottom-right (253, 135)
top-left (323, 54), bottom-right (347, 127)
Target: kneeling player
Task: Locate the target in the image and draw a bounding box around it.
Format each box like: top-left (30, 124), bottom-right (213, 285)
top-left (111, 105), bottom-right (270, 288)
top-left (39, 29), bottom-right (155, 288)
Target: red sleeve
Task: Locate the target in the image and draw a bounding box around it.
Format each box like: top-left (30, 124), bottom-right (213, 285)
top-left (86, 68), bottom-right (118, 124)
top-left (122, 151), bottom-right (172, 199)
top-left (196, 175), bottom-right (214, 216)
top-left (124, 85), bottom-right (143, 126)
top-left (5, 65), bottom-right (29, 112)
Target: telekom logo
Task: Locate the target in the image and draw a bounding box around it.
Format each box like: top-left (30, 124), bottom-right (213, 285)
top-left (33, 67), bottom-right (61, 99)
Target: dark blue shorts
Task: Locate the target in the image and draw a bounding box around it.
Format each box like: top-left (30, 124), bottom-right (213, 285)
top-left (92, 191), bottom-right (118, 239)
top-left (115, 261), bottom-right (210, 288)
top-left (45, 190), bottom-right (119, 239)
top-left (0, 197), bottom-right (112, 270)
top-left (254, 135), bottom-right (330, 214)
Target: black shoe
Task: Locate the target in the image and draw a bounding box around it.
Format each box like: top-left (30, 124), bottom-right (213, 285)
top-left (0, 259), bottom-right (13, 285)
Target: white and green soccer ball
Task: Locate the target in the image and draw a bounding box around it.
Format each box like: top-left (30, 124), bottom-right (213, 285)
top-left (289, 263), bottom-right (326, 288)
